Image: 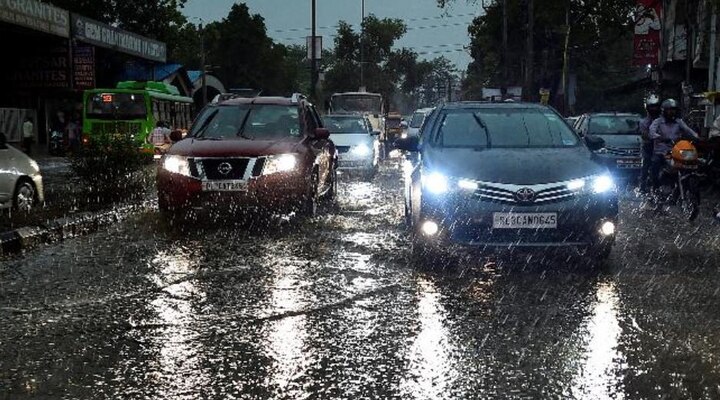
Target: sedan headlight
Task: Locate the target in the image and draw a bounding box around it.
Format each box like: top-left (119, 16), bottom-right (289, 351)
top-left (351, 143), bottom-right (372, 157)
top-left (422, 172), bottom-right (449, 194)
top-left (163, 155), bottom-right (191, 177)
top-left (566, 175), bottom-right (616, 194)
top-left (263, 154), bottom-right (298, 175)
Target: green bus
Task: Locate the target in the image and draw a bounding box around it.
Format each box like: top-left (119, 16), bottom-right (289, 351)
top-left (82, 81), bottom-right (195, 154)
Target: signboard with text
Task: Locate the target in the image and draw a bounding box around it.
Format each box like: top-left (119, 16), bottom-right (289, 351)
top-left (73, 45), bottom-right (95, 90)
top-left (72, 14), bottom-right (167, 63)
top-left (633, 0), bottom-right (662, 66)
top-left (5, 44), bottom-right (70, 89)
top-left (0, 0), bottom-right (69, 37)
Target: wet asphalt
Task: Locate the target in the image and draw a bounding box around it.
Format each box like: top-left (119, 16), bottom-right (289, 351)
top-left (2, 158), bottom-right (720, 399)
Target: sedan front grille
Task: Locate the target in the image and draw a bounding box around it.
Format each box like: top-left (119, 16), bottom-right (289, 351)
top-left (471, 180), bottom-right (578, 205)
top-left (195, 158), bottom-right (263, 180)
top-left (337, 146), bottom-right (351, 154)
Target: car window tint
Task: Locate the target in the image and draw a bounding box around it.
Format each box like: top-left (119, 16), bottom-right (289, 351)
top-left (588, 115), bottom-right (641, 135)
top-left (438, 108), bottom-right (579, 148)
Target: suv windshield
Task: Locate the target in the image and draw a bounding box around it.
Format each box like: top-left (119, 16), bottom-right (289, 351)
top-left (191, 105), bottom-right (300, 140)
top-left (324, 116), bottom-right (368, 133)
top-left (588, 115), bottom-right (641, 135)
top-left (435, 108), bottom-right (580, 148)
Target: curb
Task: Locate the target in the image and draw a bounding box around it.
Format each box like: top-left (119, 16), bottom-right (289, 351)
top-left (0, 204), bottom-right (145, 256)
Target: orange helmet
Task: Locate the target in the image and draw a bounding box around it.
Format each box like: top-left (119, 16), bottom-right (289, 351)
top-left (671, 140), bottom-right (698, 162)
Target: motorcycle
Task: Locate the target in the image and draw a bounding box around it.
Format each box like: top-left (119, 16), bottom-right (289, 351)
top-left (654, 139), bottom-right (702, 221)
top-left (48, 130), bottom-right (65, 156)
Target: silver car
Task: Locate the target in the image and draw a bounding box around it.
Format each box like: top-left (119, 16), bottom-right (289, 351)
top-left (0, 136), bottom-right (44, 212)
top-left (408, 107), bottom-right (435, 137)
top-left (323, 114), bottom-right (380, 178)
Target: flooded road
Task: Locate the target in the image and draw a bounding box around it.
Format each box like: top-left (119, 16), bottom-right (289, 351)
top-left (2, 159), bottom-right (720, 399)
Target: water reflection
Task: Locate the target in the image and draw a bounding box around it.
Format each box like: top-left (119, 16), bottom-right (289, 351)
top-left (401, 276), bottom-right (457, 399)
top-left (263, 260), bottom-right (308, 394)
top-left (144, 249), bottom-right (208, 397)
top-left (571, 281), bottom-right (625, 399)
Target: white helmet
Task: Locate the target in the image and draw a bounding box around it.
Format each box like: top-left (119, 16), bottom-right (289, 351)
top-left (645, 94), bottom-right (661, 107)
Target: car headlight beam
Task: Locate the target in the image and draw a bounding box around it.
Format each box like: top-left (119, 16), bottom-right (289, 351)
top-left (263, 154), bottom-right (298, 175)
top-left (423, 172), bottom-right (449, 194)
top-left (163, 155), bottom-right (191, 177)
top-left (592, 175), bottom-right (615, 194)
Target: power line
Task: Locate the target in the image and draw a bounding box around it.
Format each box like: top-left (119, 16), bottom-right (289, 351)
top-left (268, 12), bottom-right (479, 34)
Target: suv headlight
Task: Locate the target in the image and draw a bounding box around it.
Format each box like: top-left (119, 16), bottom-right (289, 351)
top-left (422, 172), bottom-right (449, 194)
top-left (263, 154), bottom-right (298, 175)
top-left (163, 155), bottom-right (191, 177)
top-left (566, 174), bottom-right (616, 194)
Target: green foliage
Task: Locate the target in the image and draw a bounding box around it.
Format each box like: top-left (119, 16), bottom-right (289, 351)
top-left (69, 135), bottom-right (147, 198)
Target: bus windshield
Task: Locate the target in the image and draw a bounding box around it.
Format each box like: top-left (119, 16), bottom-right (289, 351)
top-left (86, 92), bottom-right (147, 120)
top-left (331, 94), bottom-right (382, 114)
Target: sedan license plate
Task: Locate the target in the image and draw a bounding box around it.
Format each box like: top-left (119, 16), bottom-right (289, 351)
top-left (492, 213), bottom-right (558, 229)
top-left (617, 158), bottom-right (641, 169)
top-left (202, 181), bottom-right (247, 192)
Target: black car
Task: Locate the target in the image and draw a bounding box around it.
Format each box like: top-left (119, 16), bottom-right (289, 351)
top-left (573, 112), bottom-right (643, 175)
top-left (395, 102), bottom-right (619, 262)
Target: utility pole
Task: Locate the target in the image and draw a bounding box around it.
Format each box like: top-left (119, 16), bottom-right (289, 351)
top-left (502, 0), bottom-right (508, 96)
top-left (525, 0), bottom-right (534, 101)
top-left (561, 7), bottom-right (571, 114)
top-left (360, 0), bottom-right (365, 90)
top-left (311, 0), bottom-right (317, 100)
top-left (200, 23), bottom-right (207, 106)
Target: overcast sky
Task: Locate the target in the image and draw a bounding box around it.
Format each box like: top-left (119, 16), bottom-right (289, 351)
top-left (182, 0), bottom-right (480, 71)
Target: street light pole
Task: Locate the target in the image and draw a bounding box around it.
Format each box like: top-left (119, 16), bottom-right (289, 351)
top-left (360, 0), bottom-right (365, 90)
top-left (200, 23), bottom-right (207, 106)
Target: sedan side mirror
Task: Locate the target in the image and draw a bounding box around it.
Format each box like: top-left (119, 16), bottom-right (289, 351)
top-left (371, 130), bottom-right (381, 136)
top-left (313, 127), bottom-right (330, 140)
top-left (585, 135), bottom-right (605, 151)
top-left (394, 136), bottom-right (420, 152)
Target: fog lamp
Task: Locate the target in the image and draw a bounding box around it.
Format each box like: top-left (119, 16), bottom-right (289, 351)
top-left (600, 221), bottom-right (616, 236)
top-left (421, 221), bottom-right (439, 236)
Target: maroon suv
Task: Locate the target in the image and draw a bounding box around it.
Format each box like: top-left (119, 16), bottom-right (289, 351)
top-left (157, 95), bottom-right (337, 216)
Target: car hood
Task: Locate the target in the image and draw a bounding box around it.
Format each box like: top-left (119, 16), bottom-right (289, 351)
top-left (168, 138), bottom-right (305, 158)
top-left (424, 147), bottom-right (605, 185)
top-left (594, 134), bottom-right (641, 148)
top-left (330, 133), bottom-right (374, 147)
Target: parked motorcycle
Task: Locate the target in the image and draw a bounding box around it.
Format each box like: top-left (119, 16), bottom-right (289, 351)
top-left (654, 139), bottom-right (702, 221)
top-left (48, 130), bottom-right (65, 156)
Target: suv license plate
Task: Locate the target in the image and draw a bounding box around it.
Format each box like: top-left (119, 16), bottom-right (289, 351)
top-left (617, 159), bottom-right (641, 169)
top-left (493, 213), bottom-right (558, 229)
top-left (202, 181), bottom-right (247, 192)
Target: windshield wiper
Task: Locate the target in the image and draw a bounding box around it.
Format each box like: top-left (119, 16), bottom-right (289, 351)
top-left (472, 113), bottom-right (492, 148)
top-left (236, 109), bottom-right (253, 140)
top-left (193, 109), bottom-right (219, 138)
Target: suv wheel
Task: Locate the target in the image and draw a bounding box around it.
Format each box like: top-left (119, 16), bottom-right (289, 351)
top-left (13, 179), bottom-right (36, 212)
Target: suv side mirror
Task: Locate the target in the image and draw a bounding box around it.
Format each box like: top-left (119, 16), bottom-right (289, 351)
top-left (313, 127), bottom-right (330, 140)
top-left (394, 136), bottom-right (420, 152)
top-left (585, 135), bottom-right (605, 151)
top-left (169, 130), bottom-right (183, 143)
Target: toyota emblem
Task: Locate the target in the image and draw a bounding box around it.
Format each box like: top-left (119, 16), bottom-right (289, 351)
top-left (514, 187), bottom-right (536, 203)
top-left (218, 162), bottom-right (233, 175)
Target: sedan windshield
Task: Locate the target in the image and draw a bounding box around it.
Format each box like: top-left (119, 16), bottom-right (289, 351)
top-left (324, 117), bottom-right (368, 133)
top-left (588, 115), bottom-right (641, 135)
top-left (410, 112), bottom-right (425, 128)
top-left (190, 105), bottom-right (300, 140)
top-left (436, 108), bottom-right (580, 148)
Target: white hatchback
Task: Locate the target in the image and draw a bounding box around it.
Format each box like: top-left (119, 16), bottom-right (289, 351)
top-left (0, 135), bottom-right (44, 212)
top-left (324, 114), bottom-right (380, 178)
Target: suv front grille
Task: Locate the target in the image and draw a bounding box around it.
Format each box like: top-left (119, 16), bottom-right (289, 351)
top-left (471, 180), bottom-right (578, 205)
top-left (195, 158), bottom-right (264, 180)
top-left (605, 146), bottom-right (640, 157)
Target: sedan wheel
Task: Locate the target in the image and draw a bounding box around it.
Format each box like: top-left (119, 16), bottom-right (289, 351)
top-left (13, 181), bottom-right (36, 212)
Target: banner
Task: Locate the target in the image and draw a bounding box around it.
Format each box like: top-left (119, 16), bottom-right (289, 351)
top-left (633, 0), bottom-right (662, 66)
top-left (0, 0), bottom-right (69, 38)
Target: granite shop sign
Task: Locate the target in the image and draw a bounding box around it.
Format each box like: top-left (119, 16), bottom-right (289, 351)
top-left (0, 0), bottom-right (70, 37)
top-left (72, 15), bottom-right (166, 63)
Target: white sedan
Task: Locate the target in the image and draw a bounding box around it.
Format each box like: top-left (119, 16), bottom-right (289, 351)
top-left (0, 135), bottom-right (44, 212)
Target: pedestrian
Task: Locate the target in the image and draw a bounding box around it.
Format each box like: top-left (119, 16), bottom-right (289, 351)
top-left (66, 114), bottom-right (81, 153)
top-left (149, 121), bottom-right (172, 152)
top-left (638, 94), bottom-right (661, 193)
top-left (22, 117), bottom-right (34, 155)
top-left (648, 99), bottom-right (699, 191)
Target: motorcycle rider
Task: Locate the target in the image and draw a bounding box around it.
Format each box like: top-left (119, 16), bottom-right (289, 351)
top-left (648, 98), bottom-right (699, 191)
top-left (638, 94), bottom-right (661, 192)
